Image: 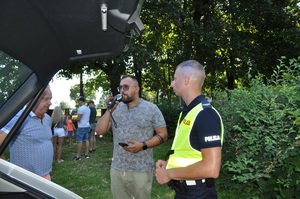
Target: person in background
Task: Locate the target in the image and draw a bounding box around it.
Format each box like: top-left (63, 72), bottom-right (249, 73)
top-left (96, 75), bottom-right (168, 199)
top-left (66, 114), bottom-right (76, 145)
top-left (51, 106), bottom-right (66, 163)
top-left (72, 96), bottom-right (91, 160)
top-left (64, 109), bottom-right (70, 138)
top-left (0, 86), bottom-right (53, 180)
top-left (64, 109), bottom-right (70, 119)
top-left (88, 100), bottom-right (97, 153)
top-left (155, 60), bottom-right (224, 199)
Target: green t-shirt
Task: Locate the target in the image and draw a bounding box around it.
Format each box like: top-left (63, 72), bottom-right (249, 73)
top-left (89, 106), bottom-right (97, 123)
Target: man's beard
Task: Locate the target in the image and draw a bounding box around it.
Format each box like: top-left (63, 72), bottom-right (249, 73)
top-left (122, 95), bottom-right (133, 104)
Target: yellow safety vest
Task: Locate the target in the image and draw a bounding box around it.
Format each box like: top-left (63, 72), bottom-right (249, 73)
top-left (166, 103), bottom-right (224, 169)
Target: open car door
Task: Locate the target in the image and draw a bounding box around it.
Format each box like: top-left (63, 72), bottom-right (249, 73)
top-left (0, 0), bottom-right (145, 198)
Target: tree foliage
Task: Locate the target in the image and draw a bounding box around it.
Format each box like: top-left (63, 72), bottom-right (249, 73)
top-left (59, 101), bottom-right (71, 110)
top-left (57, 0), bottom-right (299, 101)
top-left (69, 84), bottom-right (96, 105)
top-left (0, 51), bottom-right (32, 106)
top-left (212, 57), bottom-right (300, 198)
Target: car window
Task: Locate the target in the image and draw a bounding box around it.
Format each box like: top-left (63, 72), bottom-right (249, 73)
top-left (0, 51), bottom-right (32, 108)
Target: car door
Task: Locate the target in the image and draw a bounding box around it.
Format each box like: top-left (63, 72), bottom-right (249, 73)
top-left (0, 1), bottom-right (144, 198)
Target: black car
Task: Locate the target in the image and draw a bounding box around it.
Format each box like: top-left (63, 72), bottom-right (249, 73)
top-left (0, 0), bottom-right (144, 198)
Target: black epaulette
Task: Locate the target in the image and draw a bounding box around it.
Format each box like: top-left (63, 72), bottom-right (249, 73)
top-left (201, 99), bottom-right (212, 109)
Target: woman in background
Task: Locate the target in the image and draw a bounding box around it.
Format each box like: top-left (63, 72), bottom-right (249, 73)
top-left (51, 106), bottom-right (66, 163)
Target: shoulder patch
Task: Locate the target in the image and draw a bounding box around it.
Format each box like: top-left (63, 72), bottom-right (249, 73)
top-left (204, 135), bottom-right (220, 142)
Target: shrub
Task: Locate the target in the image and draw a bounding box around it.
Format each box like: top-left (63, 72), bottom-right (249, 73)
top-left (157, 99), bottom-right (182, 138)
top-left (212, 57), bottom-right (300, 198)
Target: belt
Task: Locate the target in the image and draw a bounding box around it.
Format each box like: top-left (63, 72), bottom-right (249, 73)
top-left (185, 179), bottom-right (205, 186)
top-left (168, 179), bottom-right (214, 194)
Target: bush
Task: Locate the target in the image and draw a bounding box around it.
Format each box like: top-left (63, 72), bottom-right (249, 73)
top-left (157, 99), bottom-right (182, 138)
top-left (212, 57), bottom-right (300, 198)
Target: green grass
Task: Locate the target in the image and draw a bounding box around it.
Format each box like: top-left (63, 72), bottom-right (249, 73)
top-left (51, 132), bottom-right (175, 199)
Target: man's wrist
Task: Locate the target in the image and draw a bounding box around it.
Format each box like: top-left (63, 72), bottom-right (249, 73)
top-left (166, 168), bottom-right (173, 181)
top-left (142, 141), bottom-right (148, 150)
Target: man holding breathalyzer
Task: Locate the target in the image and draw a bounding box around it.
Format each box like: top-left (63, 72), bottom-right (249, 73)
top-left (96, 75), bottom-right (168, 199)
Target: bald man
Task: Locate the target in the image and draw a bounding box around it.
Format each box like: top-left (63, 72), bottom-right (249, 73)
top-left (155, 60), bottom-right (224, 199)
top-left (0, 87), bottom-right (53, 180)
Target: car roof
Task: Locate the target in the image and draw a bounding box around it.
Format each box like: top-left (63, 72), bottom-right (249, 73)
top-left (0, 0), bottom-right (144, 85)
top-left (0, 0), bottom-right (144, 129)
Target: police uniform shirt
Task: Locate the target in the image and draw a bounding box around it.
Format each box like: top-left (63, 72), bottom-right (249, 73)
top-left (180, 95), bottom-right (222, 151)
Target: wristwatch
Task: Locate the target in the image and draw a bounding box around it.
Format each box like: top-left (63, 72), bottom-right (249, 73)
top-left (142, 141), bottom-right (148, 150)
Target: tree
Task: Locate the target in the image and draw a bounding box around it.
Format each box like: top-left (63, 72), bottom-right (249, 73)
top-left (69, 84), bottom-right (97, 105)
top-left (59, 101), bottom-right (71, 110)
top-left (218, 0), bottom-right (300, 88)
top-left (57, 0), bottom-right (300, 99)
top-left (0, 51), bottom-right (32, 105)
top-left (213, 57), bottom-right (300, 198)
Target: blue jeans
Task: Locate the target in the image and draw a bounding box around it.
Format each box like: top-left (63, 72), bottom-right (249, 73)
top-left (76, 127), bottom-right (90, 142)
top-left (88, 123), bottom-right (96, 137)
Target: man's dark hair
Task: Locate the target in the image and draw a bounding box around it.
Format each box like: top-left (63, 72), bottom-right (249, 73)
top-left (120, 75), bottom-right (139, 86)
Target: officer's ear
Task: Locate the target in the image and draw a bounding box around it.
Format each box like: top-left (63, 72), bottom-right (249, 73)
top-left (184, 75), bottom-right (191, 85)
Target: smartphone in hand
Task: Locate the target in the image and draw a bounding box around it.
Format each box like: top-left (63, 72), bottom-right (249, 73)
top-left (119, 142), bottom-right (129, 147)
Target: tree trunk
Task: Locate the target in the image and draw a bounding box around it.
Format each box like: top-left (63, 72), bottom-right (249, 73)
top-left (227, 73), bottom-right (234, 90)
top-left (80, 72), bottom-right (84, 97)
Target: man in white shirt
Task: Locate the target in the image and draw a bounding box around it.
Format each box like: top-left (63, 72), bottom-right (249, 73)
top-left (73, 96), bottom-right (91, 160)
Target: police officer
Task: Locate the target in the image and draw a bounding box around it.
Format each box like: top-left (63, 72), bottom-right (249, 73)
top-left (155, 60), bottom-right (224, 199)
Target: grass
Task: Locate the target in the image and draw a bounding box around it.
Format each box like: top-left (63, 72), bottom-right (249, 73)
top-left (51, 132), bottom-right (175, 199)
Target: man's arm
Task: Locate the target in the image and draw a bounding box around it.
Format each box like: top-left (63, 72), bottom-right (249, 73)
top-left (145, 127), bottom-right (168, 148)
top-left (72, 123), bottom-right (76, 130)
top-left (95, 110), bottom-right (112, 135)
top-left (95, 94), bottom-right (114, 135)
top-left (129, 105), bottom-right (168, 150)
top-left (0, 130), bottom-right (7, 144)
top-left (125, 127), bottom-right (168, 153)
top-left (0, 130), bottom-right (8, 159)
top-left (73, 114), bottom-right (83, 122)
top-left (155, 147), bottom-right (221, 184)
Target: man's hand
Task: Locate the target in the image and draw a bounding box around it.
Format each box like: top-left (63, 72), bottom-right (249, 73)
top-left (154, 160), bottom-right (170, 184)
top-left (106, 93), bottom-right (120, 112)
top-left (155, 167), bottom-right (171, 185)
top-left (109, 101), bottom-right (120, 113)
top-left (156, 160), bottom-right (167, 169)
top-left (122, 140), bottom-right (144, 153)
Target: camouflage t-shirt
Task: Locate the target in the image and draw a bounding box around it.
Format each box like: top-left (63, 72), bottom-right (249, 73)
top-left (110, 99), bottom-right (166, 172)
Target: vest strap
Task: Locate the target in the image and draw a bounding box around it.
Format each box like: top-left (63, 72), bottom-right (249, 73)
top-left (168, 157), bottom-right (202, 167)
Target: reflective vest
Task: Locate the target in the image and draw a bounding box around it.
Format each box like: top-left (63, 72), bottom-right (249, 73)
top-left (166, 102), bottom-right (224, 169)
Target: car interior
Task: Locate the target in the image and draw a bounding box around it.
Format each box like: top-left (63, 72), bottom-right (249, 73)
top-left (0, 0), bottom-right (145, 198)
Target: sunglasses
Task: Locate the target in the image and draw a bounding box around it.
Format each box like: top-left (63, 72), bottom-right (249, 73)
top-left (118, 85), bottom-right (136, 91)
